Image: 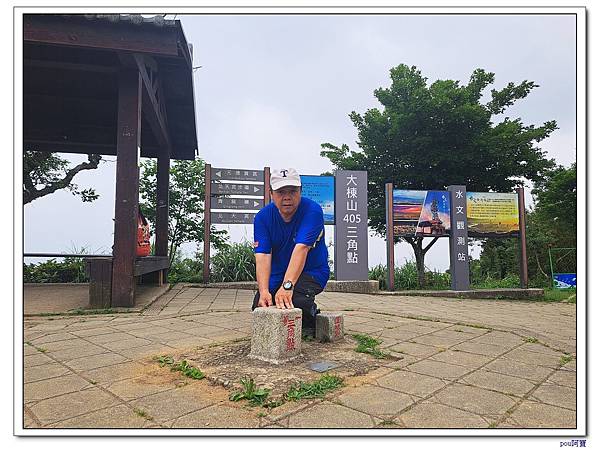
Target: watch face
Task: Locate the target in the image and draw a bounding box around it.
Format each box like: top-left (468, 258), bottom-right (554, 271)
top-left (283, 281), bottom-right (293, 290)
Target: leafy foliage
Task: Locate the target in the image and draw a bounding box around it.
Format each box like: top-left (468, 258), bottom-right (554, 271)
top-left (285, 374), bottom-right (344, 401)
top-left (24, 257), bottom-right (88, 283)
top-left (321, 64), bottom-right (557, 287)
top-left (211, 241), bottom-right (256, 282)
top-left (23, 151), bottom-right (101, 204)
top-left (352, 333), bottom-right (388, 359)
top-left (229, 377), bottom-right (271, 406)
top-left (369, 261), bottom-right (450, 290)
top-left (138, 157), bottom-right (228, 264)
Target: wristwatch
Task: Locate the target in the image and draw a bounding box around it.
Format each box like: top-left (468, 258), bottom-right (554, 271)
top-left (282, 280), bottom-right (294, 291)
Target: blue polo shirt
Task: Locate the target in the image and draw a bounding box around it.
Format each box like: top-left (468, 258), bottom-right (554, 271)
top-left (254, 197), bottom-right (330, 292)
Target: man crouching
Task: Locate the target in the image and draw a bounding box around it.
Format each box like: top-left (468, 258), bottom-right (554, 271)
top-left (252, 168), bottom-right (329, 337)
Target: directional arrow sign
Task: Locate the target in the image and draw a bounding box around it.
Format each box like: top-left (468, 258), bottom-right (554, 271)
top-left (211, 212), bottom-right (256, 224)
top-left (211, 167), bottom-right (264, 182)
top-left (211, 182), bottom-right (265, 196)
top-left (211, 197), bottom-right (264, 210)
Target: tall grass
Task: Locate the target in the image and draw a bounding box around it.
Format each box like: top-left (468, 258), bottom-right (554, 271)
top-left (369, 261), bottom-right (450, 290)
top-left (210, 241), bottom-right (256, 282)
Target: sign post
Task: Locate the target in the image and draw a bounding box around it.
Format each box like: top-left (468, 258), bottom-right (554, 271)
top-left (385, 183), bottom-right (395, 291)
top-left (448, 185), bottom-right (470, 290)
top-left (334, 170), bottom-right (368, 281)
top-left (517, 187), bottom-right (528, 288)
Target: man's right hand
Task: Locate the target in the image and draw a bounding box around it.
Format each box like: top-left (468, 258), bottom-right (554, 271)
top-left (257, 291), bottom-right (273, 308)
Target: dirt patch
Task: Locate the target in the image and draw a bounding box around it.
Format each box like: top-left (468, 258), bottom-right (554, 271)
top-left (170, 336), bottom-right (402, 397)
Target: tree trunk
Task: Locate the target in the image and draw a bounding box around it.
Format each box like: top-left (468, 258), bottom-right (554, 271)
top-left (405, 236), bottom-right (440, 289)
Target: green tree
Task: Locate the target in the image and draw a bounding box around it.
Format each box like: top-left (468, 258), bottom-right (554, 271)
top-left (23, 151), bottom-right (101, 204)
top-left (138, 157), bottom-right (228, 264)
top-left (321, 64), bottom-right (557, 287)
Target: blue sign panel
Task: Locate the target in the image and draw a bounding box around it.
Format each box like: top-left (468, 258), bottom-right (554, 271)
top-left (553, 273), bottom-right (576, 289)
top-left (300, 175), bottom-right (335, 225)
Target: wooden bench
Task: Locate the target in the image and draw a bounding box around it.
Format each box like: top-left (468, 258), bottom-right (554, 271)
top-left (85, 256), bottom-right (169, 309)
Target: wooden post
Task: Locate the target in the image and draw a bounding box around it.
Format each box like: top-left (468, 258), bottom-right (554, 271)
top-left (385, 183), bottom-right (395, 291)
top-left (155, 149), bottom-right (170, 285)
top-left (517, 187), bottom-right (529, 288)
top-left (263, 166), bottom-right (270, 206)
top-left (111, 69), bottom-right (142, 307)
top-left (203, 163), bottom-right (211, 284)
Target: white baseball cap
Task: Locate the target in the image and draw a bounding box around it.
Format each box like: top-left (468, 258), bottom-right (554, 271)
top-left (270, 168), bottom-right (302, 191)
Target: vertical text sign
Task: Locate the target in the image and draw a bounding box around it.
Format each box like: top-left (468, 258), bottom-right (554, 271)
top-left (448, 185), bottom-right (470, 290)
top-left (334, 171), bottom-right (368, 280)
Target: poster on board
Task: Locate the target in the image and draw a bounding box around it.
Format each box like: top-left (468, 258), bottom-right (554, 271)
top-left (392, 190), bottom-right (451, 237)
top-left (300, 175), bottom-right (335, 225)
top-left (466, 192), bottom-right (519, 237)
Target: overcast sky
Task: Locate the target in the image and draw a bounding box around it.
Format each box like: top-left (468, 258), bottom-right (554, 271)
top-left (23, 12), bottom-right (577, 271)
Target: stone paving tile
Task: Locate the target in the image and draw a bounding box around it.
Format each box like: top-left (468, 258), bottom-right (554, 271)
top-left (146, 330), bottom-right (195, 344)
top-left (411, 334), bottom-right (471, 348)
top-left (335, 384), bottom-right (415, 417)
top-left (24, 344), bottom-right (39, 356)
top-left (379, 328), bottom-right (421, 341)
top-left (447, 325), bottom-right (490, 336)
top-left (509, 400), bottom-right (576, 428)
top-left (165, 336), bottom-right (213, 349)
top-left (81, 361), bottom-right (146, 385)
top-left (102, 337), bottom-right (155, 351)
top-left (114, 343), bottom-right (175, 360)
top-left (171, 404), bottom-right (261, 428)
top-left (469, 331), bottom-right (526, 348)
top-left (25, 373), bottom-right (92, 402)
top-left (458, 369), bottom-right (536, 397)
top-left (501, 348), bottom-right (563, 368)
top-left (406, 359), bottom-right (473, 380)
top-left (37, 338), bottom-right (89, 352)
top-left (125, 326), bottom-right (174, 338)
top-left (484, 357), bottom-right (555, 382)
top-left (106, 378), bottom-right (175, 401)
top-left (429, 350), bottom-right (494, 368)
top-left (24, 353), bottom-right (55, 367)
top-left (29, 387), bottom-right (120, 425)
top-left (64, 352), bottom-right (130, 371)
top-left (376, 369), bottom-right (447, 398)
top-left (388, 342), bottom-right (441, 358)
top-left (529, 383), bottom-right (576, 410)
top-left (452, 341), bottom-right (512, 357)
top-left (50, 404), bottom-right (149, 428)
top-left (398, 401), bottom-right (489, 428)
top-left (30, 332), bottom-right (75, 344)
top-left (287, 401), bottom-right (375, 428)
top-left (47, 343), bottom-right (109, 361)
top-left (546, 368), bottom-right (576, 388)
top-left (381, 354), bottom-right (421, 370)
top-left (521, 342), bottom-right (567, 356)
top-left (24, 362), bottom-right (72, 383)
top-left (130, 385), bottom-right (214, 423)
top-left (431, 384), bottom-right (518, 416)
top-left (85, 332), bottom-right (135, 344)
top-left (69, 327), bottom-right (118, 338)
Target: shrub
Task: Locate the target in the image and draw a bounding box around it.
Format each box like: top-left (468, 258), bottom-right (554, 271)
top-left (368, 261), bottom-right (450, 290)
top-left (211, 241), bottom-right (256, 282)
top-left (24, 257), bottom-right (88, 283)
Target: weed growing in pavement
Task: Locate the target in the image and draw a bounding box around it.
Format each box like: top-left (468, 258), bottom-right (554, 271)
top-left (229, 377), bottom-right (271, 406)
top-left (524, 337), bottom-right (539, 344)
top-left (285, 374), bottom-right (344, 401)
top-left (133, 408), bottom-right (153, 420)
top-left (153, 355), bottom-right (205, 380)
top-left (560, 354), bottom-right (574, 366)
top-left (352, 334), bottom-right (389, 359)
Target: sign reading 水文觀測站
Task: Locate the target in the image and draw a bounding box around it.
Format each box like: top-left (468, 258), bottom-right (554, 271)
top-left (334, 170), bottom-right (368, 281)
top-left (448, 185), bottom-right (470, 290)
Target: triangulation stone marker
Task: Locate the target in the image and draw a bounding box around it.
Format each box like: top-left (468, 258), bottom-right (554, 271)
top-left (249, 307), bottom-right (302, 364)
top-left (316, 312), bottom-right (344, 343)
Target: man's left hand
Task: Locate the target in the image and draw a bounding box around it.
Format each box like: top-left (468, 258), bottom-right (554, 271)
top-left (275, 287), bottom-right (294, 309)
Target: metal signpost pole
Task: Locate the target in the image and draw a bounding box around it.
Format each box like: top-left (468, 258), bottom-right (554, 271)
top-left (385, 183), bottom-right (395, 291)
top-left (203, 163), bottom-right (211, 284)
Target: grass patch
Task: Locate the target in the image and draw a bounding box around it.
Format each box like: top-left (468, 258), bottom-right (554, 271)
top-left (542, 288), bottom-right (576, 303)
top-left (352, 334), bottom-right (389, 359)
top-left (153, 355), bottom-right (205, 380)
top-left (524, 337), bottom-right (539, 344)
top-left (285, 374), bottom-right (344, 401)
top-left (560, 354), bottom-right (574, 366)
top-left (229, 377), bottom-right (271, 407)
top-left (133, 408), bottom-right (153, 420)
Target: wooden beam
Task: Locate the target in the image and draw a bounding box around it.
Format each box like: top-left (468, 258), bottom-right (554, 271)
top-left (24, 58), bottom-right (118, 73)
top-left (134, 53), bottom-right (172, 152)
top-left (24, 15), bottom-right (179, 56)
top-left (111, 69), bottom-right (142, 308)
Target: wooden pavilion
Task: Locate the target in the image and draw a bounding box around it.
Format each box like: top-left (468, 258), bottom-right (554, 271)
top-left (23, 14), bottom-right (198, 307)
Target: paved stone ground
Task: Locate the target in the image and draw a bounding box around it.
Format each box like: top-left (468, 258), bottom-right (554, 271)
top-left (22, 285), bottom-right (577, 430)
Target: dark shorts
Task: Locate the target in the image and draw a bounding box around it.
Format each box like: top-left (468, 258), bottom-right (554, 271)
top-left (252, 273), bottom-right (324, 329)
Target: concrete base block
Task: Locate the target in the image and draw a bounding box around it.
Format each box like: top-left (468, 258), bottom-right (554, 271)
top-left (249, 307), bottom-right (303, 364)
top-left (316, 313), bottom-right (344, 343)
